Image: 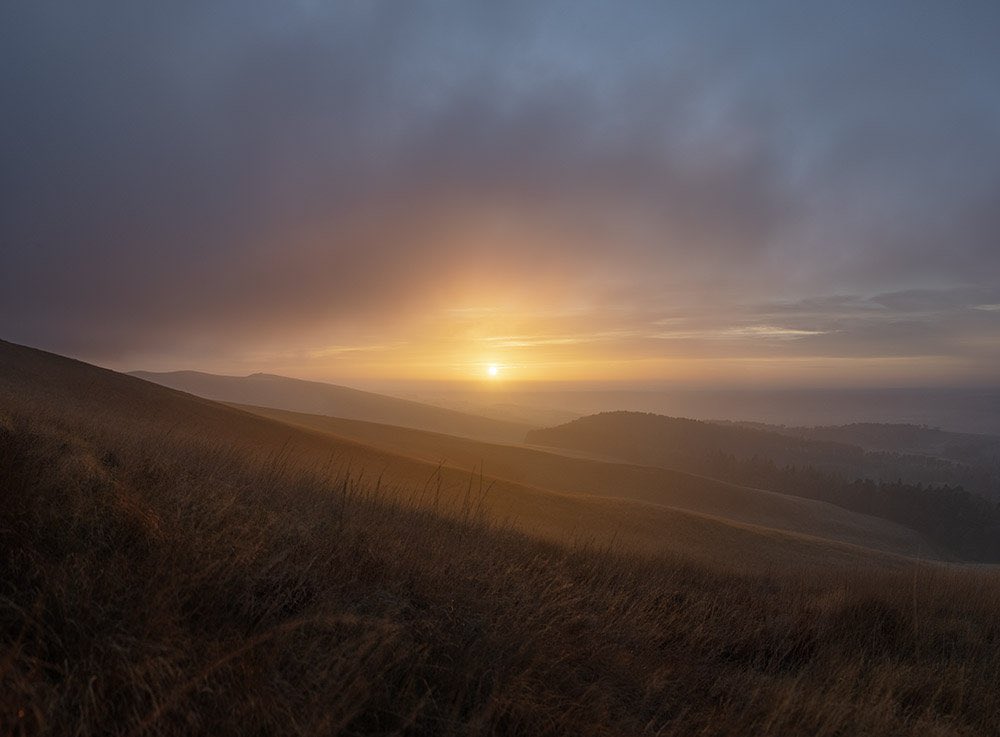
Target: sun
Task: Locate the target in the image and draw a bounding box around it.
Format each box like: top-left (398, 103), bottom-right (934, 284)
top-left (487, 364), bottom-right (499, 377)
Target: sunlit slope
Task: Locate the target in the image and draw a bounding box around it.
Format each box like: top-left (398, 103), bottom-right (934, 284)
top-left (130, 369), bottom-right (532, 443)
top-left (233, 405), bottom-right (938, 561)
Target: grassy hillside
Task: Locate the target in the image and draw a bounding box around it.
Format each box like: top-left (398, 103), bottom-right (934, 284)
top-left (130, 369), bottom-right (533, 444)
top-left (2, 342), bottom-right (925, 571)
top-left (528, 412), bottom-right (1000, 561)
top-left (234, 404), bottom-right (936, 561)
top-left (3, 341), bottom-right (1000, 735)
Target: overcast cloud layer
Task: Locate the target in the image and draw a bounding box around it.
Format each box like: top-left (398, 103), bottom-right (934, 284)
top-left (2, 1), bottom-right (999, 384)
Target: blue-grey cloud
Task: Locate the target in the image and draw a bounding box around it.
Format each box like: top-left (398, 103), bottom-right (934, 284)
top-left (1, 0), bottom-right (998, 380)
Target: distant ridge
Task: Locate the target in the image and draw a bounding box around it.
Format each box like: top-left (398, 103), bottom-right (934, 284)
top-left (727, 420), bottom-right (1000, 464)
top-left (129, 369), bottom-right (533, 444)
top-left (528, 411), bottom-right (1000, 492)
top-left (528, 410), bottom-right (1000, 560)
top-left (527, 411), bottom-right (865, 469)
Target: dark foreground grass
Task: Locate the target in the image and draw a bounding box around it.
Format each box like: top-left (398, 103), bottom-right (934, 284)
top-left (3, 402), bottom-right (1000, 736)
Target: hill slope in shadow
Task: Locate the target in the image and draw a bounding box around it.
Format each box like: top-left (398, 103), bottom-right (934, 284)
top-left (528, 411), bottom-right (1000, 560)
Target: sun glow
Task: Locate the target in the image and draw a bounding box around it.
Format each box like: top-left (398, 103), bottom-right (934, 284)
top-left (487, 364), bottom-right (500, 377)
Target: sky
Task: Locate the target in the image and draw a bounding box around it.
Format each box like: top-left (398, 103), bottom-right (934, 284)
top-left (2, 1), bottom-right (999, 388)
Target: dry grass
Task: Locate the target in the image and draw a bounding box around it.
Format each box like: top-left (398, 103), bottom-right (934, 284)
top-left (0, 340), bottom-right (927, 573)
top-left (230, 404), bottom-right (936, 562)
top-left (3, 382), bottom-right (1000, 736)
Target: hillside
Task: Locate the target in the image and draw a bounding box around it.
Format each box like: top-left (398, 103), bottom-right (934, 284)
top-left (529, 411), bottom-right (940, 477)
top-left (5, 339), bottom-right (1000, 735)
top-left (130, 369), bottom-right (532, 444)
top-left (528, 412), bottom-right (1000, 560)
top-left (234, 404), bottom-right (936, 561)
top-left (2, 340), bottom-right (926, 569)
top-left (749, 422), bottom-right (1000, 459)
top-left (722, 421), bottom-right (1000, 497)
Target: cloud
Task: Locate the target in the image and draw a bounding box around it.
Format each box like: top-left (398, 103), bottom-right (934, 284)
top-left (1, 1), bottom-right (999, 383)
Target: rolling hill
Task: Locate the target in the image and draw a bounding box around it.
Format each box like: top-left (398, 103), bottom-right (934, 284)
top-left (753, 421), bottom-right (1000, 488)
top-left (5, 338), bottom-right (1000, 736)
top-left (528, 411), bottom-right (1000, 560)
top-left (130, 369), bottom-right (533, 444)
top-left (741, 421), bottom-right (1000, 459)
top-left (233, 404), bottom-right (936, 561)
top-left (530, 411), bottom-right (876, 471)
top-left (0, 339), bottom-right (934, 568)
